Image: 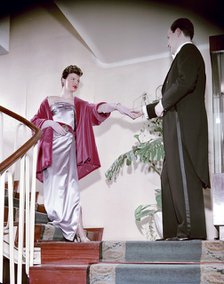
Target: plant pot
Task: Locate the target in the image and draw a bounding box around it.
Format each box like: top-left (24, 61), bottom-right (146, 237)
top-left (153, 211), bottom-right (163, 238)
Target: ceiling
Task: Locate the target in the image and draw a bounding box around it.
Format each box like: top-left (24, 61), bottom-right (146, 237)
top-left (1, 0), bottom-right (224, 67)
top-left (54, 0), bottom-right (224, 67)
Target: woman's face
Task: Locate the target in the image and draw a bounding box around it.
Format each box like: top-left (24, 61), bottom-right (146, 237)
top-left (63, 73), bottom-right (80, 92)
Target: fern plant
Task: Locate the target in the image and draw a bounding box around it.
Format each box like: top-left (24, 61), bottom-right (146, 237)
top-left (135, 188), bottom-right (162, 239)
top-left (105, 115), bottom-right (164, 239)
top-left (105, 117), bottom-right (164, 182)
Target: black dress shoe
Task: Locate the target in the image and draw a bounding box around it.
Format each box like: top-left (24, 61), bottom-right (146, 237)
top-left (177, 237), bottom-right (191, 241)
top-left (165, 237), bottom-right (179, 241)
top-left (165, 237), bottom-right (190, 241)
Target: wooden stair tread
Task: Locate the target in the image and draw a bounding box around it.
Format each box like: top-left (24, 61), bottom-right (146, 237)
top-left (31, 263), bottom-right (89, 269)
top-left (14, 224), bottom-right (103, 249)
top-left (3, 185), bottom-right (104, 283)
top-left (35, 203), bottom-right (47, 213)
top-left (29, 263), bottom-right (89, 284)
top-left (40, 241), bottom-right (101, 246)
top-left (33, 225), bottom-right (103, 245)
top-left (4, 180), bottom-right (19, 191)
top-left (40, 241), bottom-right (101, 265)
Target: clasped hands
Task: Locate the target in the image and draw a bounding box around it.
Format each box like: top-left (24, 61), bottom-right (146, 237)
top-left (115, 103), bottom-right (143, 120)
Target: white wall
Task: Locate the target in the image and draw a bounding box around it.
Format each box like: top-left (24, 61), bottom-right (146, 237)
top-left (0, 5), bottom-right (220, 240)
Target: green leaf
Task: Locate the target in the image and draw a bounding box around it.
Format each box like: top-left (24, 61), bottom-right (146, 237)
top-left (155, 188), bottom-right (162, 210)
top-left (134, 204), bottom-right (158, 222)
top-left (105, 112), bottom-right (164, 182)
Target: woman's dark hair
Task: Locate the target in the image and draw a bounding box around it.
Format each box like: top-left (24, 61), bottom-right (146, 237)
top-left (170, 18), bottom-right (194, 40)
top-left (61, 65), bottom-right (83, 80)
top-left (61, 65), bottom-right (83, 87)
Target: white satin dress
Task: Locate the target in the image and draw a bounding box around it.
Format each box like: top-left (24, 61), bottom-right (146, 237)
top-left (43, 101), bottom-right (80, 241)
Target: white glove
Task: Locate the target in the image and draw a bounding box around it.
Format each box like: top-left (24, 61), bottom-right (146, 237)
top-left (41, 120), bottom-right (67, 135)
top-left (155, 100), bottom-right (164, 117)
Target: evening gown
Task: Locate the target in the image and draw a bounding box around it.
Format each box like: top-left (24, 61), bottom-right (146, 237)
top-left (43, 101), bottom-right (79, 241)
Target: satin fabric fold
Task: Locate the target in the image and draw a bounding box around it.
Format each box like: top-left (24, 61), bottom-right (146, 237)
top-left (43, 102), bottom-right (79, 241)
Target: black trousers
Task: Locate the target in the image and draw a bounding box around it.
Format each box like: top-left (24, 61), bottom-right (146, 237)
top-left (161, 147), bottom-right (207, 239)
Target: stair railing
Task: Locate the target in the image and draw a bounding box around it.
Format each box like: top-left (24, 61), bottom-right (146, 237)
top-left (0, 105), bottom-right (41, 284)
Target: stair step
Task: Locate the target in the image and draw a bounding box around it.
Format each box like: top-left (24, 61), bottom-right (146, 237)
top-left (40, 241), bottom-right (101, 265)
top-left (29, 264), bottom-right (89, 284)
top-left (34, 225), bottom-right (103, 244)
top-left (35, 203), bottom-right (47, 213)
top-left (4, 180), bottom-right (19, 191)
top-left (14, 223), bottom-right (65, 248)
top-left (101, 240), bottom-right (224, 263)
top-left (34, 224), bottom-right (64, 244)
top-left (89, 262), bottom-right (224, 284)
top-left (14, 223), bottom-right (104, 248)
top-left (4, 206), bottom-right (18, 222)
top-left (3, 256), bottom-right (29, 284)
top-left (4, 206), bottom-right (49, 224)
top-left (4, 192), bottom-right (39, 207)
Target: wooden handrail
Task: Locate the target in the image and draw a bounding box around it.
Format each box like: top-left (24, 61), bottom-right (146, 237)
top-left (0, 105), bottom-right (41, 174)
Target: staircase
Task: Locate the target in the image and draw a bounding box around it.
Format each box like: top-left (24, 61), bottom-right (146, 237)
top-left (11, 226), bottom-right (224, 284)
top-left (3, 193), bottom-right (103, 283)
top-left (30, 231), bottom-right (224, 283)
top-left (3, 184), bottom-right (224, 283)
top-left (3, 190), bottom-right (224, 284)
top-left (29, 242), bottom-right (100, 284)
top-left (90, 240), bottom-right (224, 283)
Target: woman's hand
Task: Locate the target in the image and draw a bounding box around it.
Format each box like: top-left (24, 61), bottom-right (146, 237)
top-left (116, 103), bottom-right (143, 120)
top-left (41, 120), bottom-right (67, 135)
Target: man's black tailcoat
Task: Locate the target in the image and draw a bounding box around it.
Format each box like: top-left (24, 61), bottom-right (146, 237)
top-left (147, 43), bottom-right (210, 239)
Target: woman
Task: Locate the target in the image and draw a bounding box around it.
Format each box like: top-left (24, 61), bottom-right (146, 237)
top-left (31, 65), bottom-right (141, 242)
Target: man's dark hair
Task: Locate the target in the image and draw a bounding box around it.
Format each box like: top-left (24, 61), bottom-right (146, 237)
top-left (170, 18), bottom-right (194, 40)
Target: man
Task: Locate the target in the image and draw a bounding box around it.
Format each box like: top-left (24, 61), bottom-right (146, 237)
top-left (143, 18), bottom-right (210, 240)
